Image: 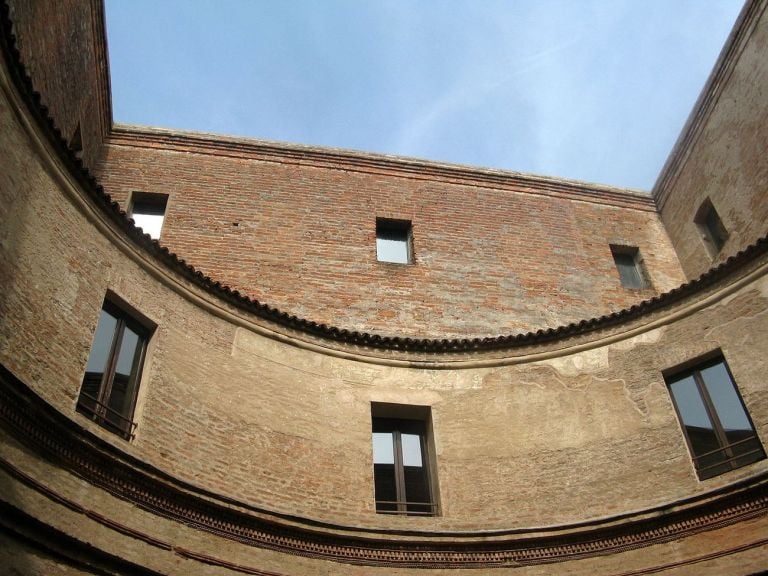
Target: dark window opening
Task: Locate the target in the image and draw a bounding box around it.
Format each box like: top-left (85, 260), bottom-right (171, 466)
top-left (130, 192), bottom-right (169, 240)
top-left (376, 218), bottom-right (413, 264)
top-left (695, 198), bottom-right (729, 256)
top-left (70, 123), bottom-right (83, 160)
top-left (610, 245), bottom-right (649, 289)
top-left (372, 403), bottom-right (436, 515)
top-left (77, 296), bottom-right (153, 440)
top-left (665, 354), bottom-right (765, 480)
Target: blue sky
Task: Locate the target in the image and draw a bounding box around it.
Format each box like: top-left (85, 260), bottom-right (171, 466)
top-left (105, 1), bottom-right (744, 191)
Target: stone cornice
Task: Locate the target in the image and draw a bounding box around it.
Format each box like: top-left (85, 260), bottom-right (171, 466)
top-left (652, 0), bottom-right (767, 209)
top-left (1, 362), bottom-right (767, 569)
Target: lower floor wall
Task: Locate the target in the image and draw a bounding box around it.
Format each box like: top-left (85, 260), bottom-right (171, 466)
top-left (1, 397), bottom-right (767, 576)
top-left (1, 486), bottom-right (767, 576)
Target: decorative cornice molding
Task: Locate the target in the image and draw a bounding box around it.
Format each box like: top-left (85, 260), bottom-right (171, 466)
top-left (1, 363), bottom-right (767, 569)
top-left (2, 0), bottom-right (768, 356)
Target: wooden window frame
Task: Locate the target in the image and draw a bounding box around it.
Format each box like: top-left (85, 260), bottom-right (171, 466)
top-left (610, 244), bottom-right (650, 289)
top-left (664, 354), bottom-right (765, 480)
top-left (372, 403), bottom-right (437, 516)
top-left (76, 296), bottom-right (154, 440)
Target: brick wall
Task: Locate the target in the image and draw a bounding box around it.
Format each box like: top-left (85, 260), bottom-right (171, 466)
top-left (655, 0), bottom-right (768, 279)
top-left (95, 131), bottom-right (686, 338)
top-left (7, 0), bottom-right (109, 170)
top-left (3, 0), bottom-right (768, 573)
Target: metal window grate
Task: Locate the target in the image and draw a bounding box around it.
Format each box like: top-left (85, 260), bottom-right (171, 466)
top-left (76, 391), bottom-right (138, 440)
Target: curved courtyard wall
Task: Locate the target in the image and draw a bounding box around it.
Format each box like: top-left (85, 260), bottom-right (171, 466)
top-left (1, 1), bottom-right (767, 574)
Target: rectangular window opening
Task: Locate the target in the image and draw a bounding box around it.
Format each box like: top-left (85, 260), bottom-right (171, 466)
top-left (130, 192), bottom-right (169, 240)
top-left (371, 403), bottom-right (437, 516)
top-left (664, 353), bottom-right (765, 480)
top-left (694, 198), bottom-right (729, 256)
top-left (610, 244), bottom-right (649, 289)
top-left (376, 218), bottom-right (413, 264)
top-left (76, 294), bottom-right (154, 440)
top-left (70, 122), bottom-right (83, 160)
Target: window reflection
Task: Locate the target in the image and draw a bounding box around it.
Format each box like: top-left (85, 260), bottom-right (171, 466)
top-left (76, 299), bottom-right (151, 440)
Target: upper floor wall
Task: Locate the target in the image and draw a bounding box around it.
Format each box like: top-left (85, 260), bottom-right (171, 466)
top-left (654, 0), bottom-right (768, 279)
top-left (95, 131), bottom-right (684, 338)
top-left (6, 0), bottom-right (110, 170)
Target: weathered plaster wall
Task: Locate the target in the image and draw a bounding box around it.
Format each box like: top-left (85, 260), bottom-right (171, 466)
top-left (655, 0), bottom-right (768, 279)
top-left (2, 440), bottom-right (768, 576)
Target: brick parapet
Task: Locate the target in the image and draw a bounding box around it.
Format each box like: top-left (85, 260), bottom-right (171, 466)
top-left (106, 125), bottom-right (655, 211)
top-left (96, 127), bottom-right (682, 338)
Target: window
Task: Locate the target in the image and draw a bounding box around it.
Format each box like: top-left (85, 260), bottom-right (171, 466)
top-left (695, 198), bottom-right (729, 256)
top-left (665, 354), bottom-right (765, 480)
top-left (371, 403), bottom-right (437, 515)
top-left (77, 296), bottom-right (154, 439)
top-left (610, 245), bottom-right (649, 289)
top-left (130, 192), bottom-right (169, 240)
top-left (376, 218), bottom-right (413, 264)
top-left (70, 122), bottom-right (83, 160)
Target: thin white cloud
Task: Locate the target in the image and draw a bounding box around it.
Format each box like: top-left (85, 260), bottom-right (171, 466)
top-left (394, 33), bottom-right (586, 157)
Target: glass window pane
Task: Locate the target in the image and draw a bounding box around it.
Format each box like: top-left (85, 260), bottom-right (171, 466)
top-left (700, 363), bottom-right (751, 433)
top-left (700, 362), bottom-right (761, 461)
top-left (374, 463), bottom-right (398, 511)
top-left (376, 237), bottom-right (409, 263)
top-left (615, 253), bottom-right (642, 288)
top-left (704, 206), bottom-right (726, 251)
top-left (115, 327), bottom-right (141, 377)
top-left (85, 309), bottom-right (118, 374)
top-left (403, 465), bottom-right (431, 510)
top-left (373, 431), bottom-right (397, 511)
top-left (401, 433), bottom-right (423, 467)
top-left (372, 432), bottom-right (394, 464)
top-left (403, 434), bottom-right (430, 511)
top-left (670, 375), bottom-right (711, 428)
top-left (107, 326), bottom-right (144, 423)
top-left (669, 375), bottom-right (721, 461)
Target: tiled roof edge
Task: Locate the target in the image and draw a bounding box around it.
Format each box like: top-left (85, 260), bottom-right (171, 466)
top-left (3, 1), bottom-right (767, 355)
